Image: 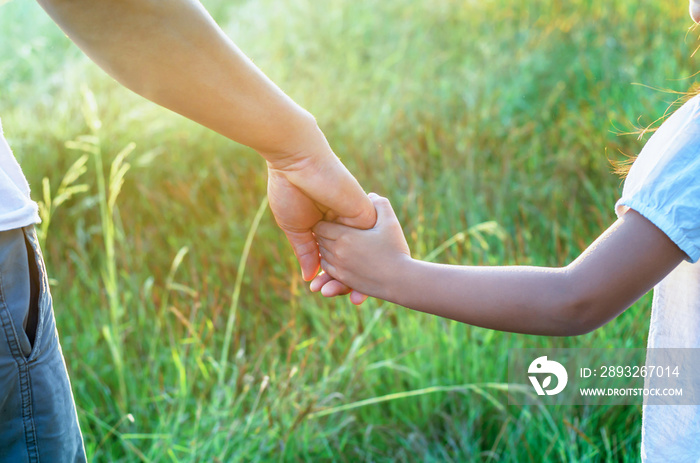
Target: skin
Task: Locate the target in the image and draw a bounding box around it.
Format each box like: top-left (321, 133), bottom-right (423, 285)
top-left (311, 194), bottom-right (686, 336)
top-left (692, 0), bottom-right (700, 24)
top-left (35, 0), bottom-right (699, 307)
top-left (35, 0), bottom-right (374, 300)
top-left (311, 2), bottom-right (700, 328)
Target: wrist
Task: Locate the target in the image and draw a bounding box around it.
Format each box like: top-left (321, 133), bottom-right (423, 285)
top-left (261, 113), bottom-right (334, 170)
top-left (381, 255), bottom-right (417, 304)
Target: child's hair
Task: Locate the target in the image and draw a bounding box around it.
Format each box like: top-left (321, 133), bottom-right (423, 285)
top-left (612, 82), bottom-right (700, 177)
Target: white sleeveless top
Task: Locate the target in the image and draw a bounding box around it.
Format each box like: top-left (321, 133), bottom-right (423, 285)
top-left (0, 118), bottom-right (40, 231)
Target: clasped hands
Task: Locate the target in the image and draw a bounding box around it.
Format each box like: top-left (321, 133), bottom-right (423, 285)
top-left (266, 130), bottom-right (409, 304)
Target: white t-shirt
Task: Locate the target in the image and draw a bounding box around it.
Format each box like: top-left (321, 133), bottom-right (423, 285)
top-left (615, 94), bottom-right (700, 462)
top-left (0, 118), bottom-right (40, 231)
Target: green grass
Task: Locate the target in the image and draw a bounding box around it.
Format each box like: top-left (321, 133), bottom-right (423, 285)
top-left (2, 0), bottom-right (698, 461)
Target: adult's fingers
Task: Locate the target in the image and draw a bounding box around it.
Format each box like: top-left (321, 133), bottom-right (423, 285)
top-left (316, 158), bottom-right (376, 230)
top-left (282, 155), bottom-right (376, 231)
top-left (283, 228), bottom-right (320, 281)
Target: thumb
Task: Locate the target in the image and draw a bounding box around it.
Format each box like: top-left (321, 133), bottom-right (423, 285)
top-left (368, 193), bottom-right (397, 227)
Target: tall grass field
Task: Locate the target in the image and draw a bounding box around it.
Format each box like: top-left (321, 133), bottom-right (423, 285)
top-left (2, 0), bottom-right (698, 461)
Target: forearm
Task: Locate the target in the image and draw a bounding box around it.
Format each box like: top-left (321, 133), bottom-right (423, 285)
top-left (383, 209), bottom-right (685, 336)
top-left (37, 0), bottom-right (322, 161)
top-left (317, 201), bottom-right (685, 331)
top-left (385, 260), bottom-right (584, 336)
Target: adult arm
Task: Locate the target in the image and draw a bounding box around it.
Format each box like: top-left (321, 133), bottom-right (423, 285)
top-left (36, 0), bottom-right (376, 284)
top-left (313, 195), bottom-right (686, 336)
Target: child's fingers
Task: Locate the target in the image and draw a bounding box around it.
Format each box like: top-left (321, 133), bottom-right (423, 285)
top-left (319, 256), bottom-right (337, 278)
top-left (316, 236), bottom-right (343, 260)
top-left (369, 195), bottom-right (399, 225)
top-left (318, 258), bottom-right (348, 296)
top-left (318, 244), bottom-right (368, 302)
top-left (315, 235), bottom-right (331, 249)
top-left (313, 262), bottom-right (365, 300)
top-left (349, 290), bottom-right (369, 305)
top-left (321, 279), bottom-right (353, 297)
top-left (317, 241), bottom-right (335, 264)
top-left (310, 271), bottom-right (334, 292)
top-left (312, 221), bottom-right (345, 240)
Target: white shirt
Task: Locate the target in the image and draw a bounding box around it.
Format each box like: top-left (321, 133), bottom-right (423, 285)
top-left (615, 94), bottom-right (700, 462)
top-left (0, 118), bottom-right (40, 231)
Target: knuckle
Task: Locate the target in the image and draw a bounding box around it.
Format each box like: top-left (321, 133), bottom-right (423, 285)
top-left (337, 234), bottom-right (351, 247)
top-left (334, 269), bottom-right (346, 283)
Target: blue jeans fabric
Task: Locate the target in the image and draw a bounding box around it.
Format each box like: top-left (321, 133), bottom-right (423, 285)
top-left (0, 226), bottom-right (85, 462)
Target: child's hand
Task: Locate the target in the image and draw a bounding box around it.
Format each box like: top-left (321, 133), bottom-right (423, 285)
top-left (310, 193), bottom-right (411, 302)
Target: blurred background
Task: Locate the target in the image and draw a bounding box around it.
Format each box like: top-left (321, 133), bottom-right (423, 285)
top-left (1, 0), bottom-right (697, 461)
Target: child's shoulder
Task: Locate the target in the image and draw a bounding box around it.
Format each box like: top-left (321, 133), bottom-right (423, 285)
top-left (657, 93), bottom-right (700, 135)
top-left (634, 94), bottom-right (700, 166)
top-left (616, 92), bottom-right (700, 264)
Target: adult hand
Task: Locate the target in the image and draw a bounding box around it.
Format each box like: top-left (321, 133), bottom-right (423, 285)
top-left (36, 0), bottom-right (376, 300)
top-left (264, 126), bottom-right (375, 303)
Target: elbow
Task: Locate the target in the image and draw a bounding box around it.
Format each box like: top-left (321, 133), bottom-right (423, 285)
top-left (555, 300), bottom-right (607, 337)
top-left (549, 271), bottom-right (620, 337)
top-left (558, 296), bottom-right (627, 336)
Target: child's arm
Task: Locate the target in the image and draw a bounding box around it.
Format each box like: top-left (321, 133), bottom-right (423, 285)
top-left (311, 194), bottom-right (686, 336)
